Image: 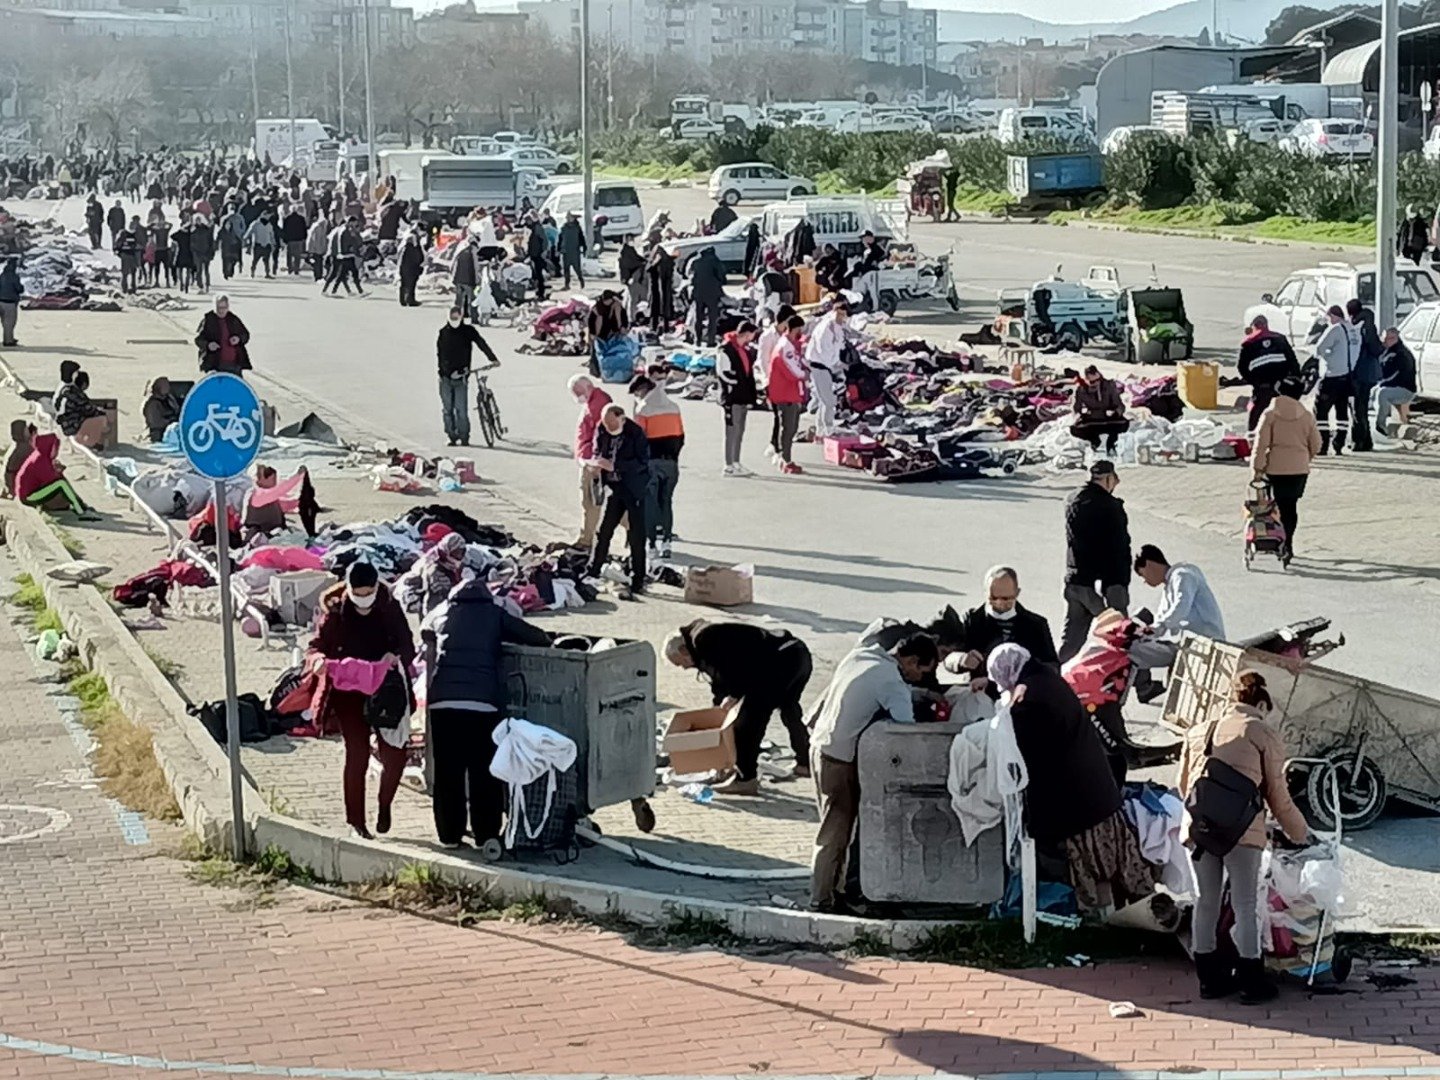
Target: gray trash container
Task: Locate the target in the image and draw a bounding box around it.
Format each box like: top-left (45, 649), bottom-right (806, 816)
top-left (856, 721), bottom-right (1005, 904)
top-left (501, 638), bottom-right (657, 815)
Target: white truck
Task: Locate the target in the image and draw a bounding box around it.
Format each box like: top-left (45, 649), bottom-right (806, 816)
top-left (419, 156), bottom-right (539, 226)
top-left (380, 147), bottom-right (454, 203)
top-left (254, 118), bottom-right (332, 167)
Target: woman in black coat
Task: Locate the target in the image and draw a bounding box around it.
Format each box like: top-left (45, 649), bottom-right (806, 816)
top-left (987, 643), bottom-right (1155, 912)
top-left (194, 294), bottom-right (251, 375)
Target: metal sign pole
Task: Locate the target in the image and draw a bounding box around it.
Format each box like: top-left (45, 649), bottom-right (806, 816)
top-left (213, 478), bottom-right (246, 859)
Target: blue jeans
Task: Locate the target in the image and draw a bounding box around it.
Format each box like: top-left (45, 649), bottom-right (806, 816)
top-left (646, 458), bottom-right (679, 544)
top-left (1373, 385), bottom-right (1415, 432)
top-left (438, 374), bottom-right (470, 443)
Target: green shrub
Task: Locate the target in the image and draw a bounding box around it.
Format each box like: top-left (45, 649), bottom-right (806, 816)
top-left (1103, 133), bottom-right (1193, 209)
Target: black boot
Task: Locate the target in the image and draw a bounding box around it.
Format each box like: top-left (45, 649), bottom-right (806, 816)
top-left (1195, 951), bottom-right (1237, 1000)
top-left (1236, 957), bottom-right (1278, 1005)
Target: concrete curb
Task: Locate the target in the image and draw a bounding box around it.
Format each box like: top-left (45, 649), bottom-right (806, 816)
top-left (0, 465), bottom-right (955, 950)
top-left (1055, 218), bottom-right (1369, 253)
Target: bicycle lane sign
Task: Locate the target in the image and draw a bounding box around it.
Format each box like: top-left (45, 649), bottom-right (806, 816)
top-left (179, 373), bottom-right (264, 480)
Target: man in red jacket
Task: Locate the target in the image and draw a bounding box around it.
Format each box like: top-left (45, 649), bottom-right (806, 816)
top-left (568, 373), bottom-right (612, 549)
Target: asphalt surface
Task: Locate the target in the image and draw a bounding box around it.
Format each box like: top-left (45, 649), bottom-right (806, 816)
top-left (35, 189), bottom-right (1440, 930)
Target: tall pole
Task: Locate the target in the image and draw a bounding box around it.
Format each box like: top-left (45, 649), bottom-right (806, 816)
top-left (361, 0), bottom-right (377, 192)
top-left (248, 6), bottom-right (261, 145)
top-left (284, 0), bottom-right (297, 165)
top-left (1212, 0), bottom-right (1218, 44)
top-left (214, 479), bottom-right (246, 860)
top-left (1377, 0), bottom-right (1399, 329)
top-left (337, 9), bottom-right (345, 138)
top-left (581, 0), bottom-right (593, 248)
top-left (606, 5), bottom-right (614, 131)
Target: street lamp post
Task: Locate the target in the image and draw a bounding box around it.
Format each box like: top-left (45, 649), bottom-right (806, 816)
top-left (361, 0), bottom-right (378, 191)
top-left (284, 0), bottom-right (297, 165)
top-left (581, 0), bottom-right (593, 248)
top-left (1376, 0), bottom-right (1399, 329)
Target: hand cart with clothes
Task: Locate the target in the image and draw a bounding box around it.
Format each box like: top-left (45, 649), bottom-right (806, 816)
top-left (897, 150), bottom-right (950, 224)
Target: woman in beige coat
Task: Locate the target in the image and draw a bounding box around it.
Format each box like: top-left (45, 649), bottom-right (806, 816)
top-left (1178, 672), bottom-right (1309, 1004)
top-left (1252, 376), bottom-right (1321, 566)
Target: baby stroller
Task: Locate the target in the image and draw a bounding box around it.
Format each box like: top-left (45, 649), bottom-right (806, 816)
top-left (1244, 480), bottom-right (1287, 570)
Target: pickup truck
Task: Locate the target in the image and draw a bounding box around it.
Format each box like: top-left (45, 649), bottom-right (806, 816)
top-left (418, 156), bottom-right (539, 225)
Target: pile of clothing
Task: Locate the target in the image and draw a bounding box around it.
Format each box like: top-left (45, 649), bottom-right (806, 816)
top-left (9, 221), bottom-right (117, 305)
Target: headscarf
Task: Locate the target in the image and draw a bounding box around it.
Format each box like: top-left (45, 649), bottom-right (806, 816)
top-left (987, 643), bottom-right (1031, 696)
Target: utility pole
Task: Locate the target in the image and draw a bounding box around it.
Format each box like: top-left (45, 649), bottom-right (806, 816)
top-left (361, 0), bottom-right (377, 191)
top-left (1212, 0), bottom-right (1219, 45)
top-left (284, 0), bottom-right (296, 164)
top-left (606, 4), bottom-right (614, 130)
top-left (581, 0), bottom-right (593, 248)
top-left (337, 7), bottom-right (345, 137)
top-left (1376, 0), bottom-right (1399, 328)
top-left (248, 5), bottom-right (261, 141)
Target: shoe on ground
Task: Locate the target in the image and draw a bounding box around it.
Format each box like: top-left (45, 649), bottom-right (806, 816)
top-left (722, 464), bottom-right (738, 476)
top-left (349, 824), bottom-right (373, 840)
top-left (376, 805), bottom-right (392, 835)
top-left (712, 775), bottom-right (761, 796)
top-left (792, 763), bottom-right (812, 779)
top-left (447, 437), bottom-right (458, 447)
top-left (1195, 951), bottom-right (1237, 1000)
top-left (658, 540), bottom-right (672, 559)
top-left (1134, 679), bottom-right (1166, 705)
top-left (1235, 957), bottom-right (1279, 1005)
top-left (615, 585), bottom-right (635, 602)
top-left (77, 511), bottom-right (102, 523)
top-left (440, 840), bottom-right (466, 850)
top-left (782, 462), bottom-right (804, 475)
top-left (732, 464), bottom-right (755, 477)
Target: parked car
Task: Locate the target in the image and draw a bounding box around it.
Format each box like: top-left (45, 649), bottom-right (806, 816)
top-left (1243, 261), bottom-right (1439, 347)
top-left (1424, 126), bottom-right (1440, 162)
top-left (1394, 301), bottom-right (1440, 400)
top-left (1100, 125), bottom-right (1169, 155)
top-left (674, 117), bottom-right (724, 140)
top-left (1227, 117), bottom-right (1295, 147)
top-left (708, 163), bottom-right (817, 205)
top-left (1279, 118), bottom-right (1374, 160)
top-left (502, 145), bottom-right (573, 175)
top-left (670, 215), bottom-right (755, 273)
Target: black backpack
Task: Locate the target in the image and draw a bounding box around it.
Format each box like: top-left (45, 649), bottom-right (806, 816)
top-left (190, 693), bottom-right (271, 745)
top-left (364, 668), bottom-right (411, 730)
top-left (1185, 718), bottom-right (1264, 858)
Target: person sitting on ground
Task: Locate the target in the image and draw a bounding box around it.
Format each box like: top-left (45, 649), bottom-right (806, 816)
top-left (142, 377), bottom-right (182, 442)
top-left (946, 565), bottom-right (1059, 694)
top-left (240, 464), bottom-right (300, 541)
top-left (987, 643), bottom-right (1155, 913)
top-left (195, 293), bottom-right (251, 376)
top-left (4, 419), bottom-right (35, 498)
top-left (1070, 364), bottom-right (1129, 455)
top-left (813, 244), bottom-right (845, 293)
top-left (807, 632), bottom-right (939, 913)
top-left (1179, 671), bottom-right (1310, 1005)
top-left (396, 532), bottom-right (470, 618)
top-left (664, 619), bottom-right (814, 796)
top-left (1129, 544), bottom-right (1225, 703)
top-left (15, 432), bottom-right (98, 520)
top-left (53, 370), bottom-right (110, 448)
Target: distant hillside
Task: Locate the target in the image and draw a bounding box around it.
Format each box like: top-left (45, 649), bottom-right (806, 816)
top-left (936, 0), bottom-right (1355, 45)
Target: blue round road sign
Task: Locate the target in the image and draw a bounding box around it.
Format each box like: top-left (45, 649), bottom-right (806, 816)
top-left (178, 373), bottom-right (263, 480)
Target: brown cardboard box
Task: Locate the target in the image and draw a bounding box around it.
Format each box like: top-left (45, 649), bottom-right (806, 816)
top-left (91, 397), bottom-right (119, 452)
top-left (684, 563), bottom-right (754, 607)
top-left (662, 706), bottom-right (737, 775)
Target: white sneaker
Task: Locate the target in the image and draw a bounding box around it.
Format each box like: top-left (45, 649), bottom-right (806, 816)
top-left (732, 464), bottom-right (755, 477)
top-left (722, 464), bottom-right (737, 477)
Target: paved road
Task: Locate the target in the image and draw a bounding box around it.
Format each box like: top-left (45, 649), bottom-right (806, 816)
top-left (33, 195), bottom-right (1440, 930)
top-left (4, 554), bottom-right (1440, 1080)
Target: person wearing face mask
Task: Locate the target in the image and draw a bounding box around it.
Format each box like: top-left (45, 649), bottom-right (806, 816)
top-left (307, 562), bottom-right (416, 840)
top-left (436, 306), bottom-right (499, 448)
top-left (588, 404), bottom-right (650, 601)
top-left (945, 566), bottom-right (1058, 693)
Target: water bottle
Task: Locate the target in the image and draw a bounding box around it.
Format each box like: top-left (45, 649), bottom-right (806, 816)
top-left (679, 783), bottom-right (713, 805)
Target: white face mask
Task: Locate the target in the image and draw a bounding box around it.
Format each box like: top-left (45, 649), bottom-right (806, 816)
top-left (448, 317), bottom-right (461, 328)
top-left (987, 605), bottom-right (1018, 622)
top-left (348, 589), bottom-right (377, 611)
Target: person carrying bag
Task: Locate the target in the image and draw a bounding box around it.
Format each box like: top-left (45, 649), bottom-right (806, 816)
top-left (1178, 671), bottom-right (1310, 1005)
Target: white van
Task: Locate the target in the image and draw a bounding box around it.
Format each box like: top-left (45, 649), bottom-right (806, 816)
top-left (539, 180), bottom-right (643, 239)
top-left (758, 196), bottom-right (908, 257)
top-left (996, 107), bottom-right (1094, 146)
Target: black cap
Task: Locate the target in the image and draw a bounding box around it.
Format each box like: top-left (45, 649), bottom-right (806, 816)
top-left (1089, 460), bottom-right (1117, 479)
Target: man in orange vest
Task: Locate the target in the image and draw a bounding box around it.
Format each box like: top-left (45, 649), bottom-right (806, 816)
top-left (629, 373), bottom-right (686, 560)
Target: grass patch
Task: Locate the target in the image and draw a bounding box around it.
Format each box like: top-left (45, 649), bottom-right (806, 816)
top-left (814, 171), bottom-right (898, 198)
top-left (33, 608), bottom-right (64, 634)
top-left (65, 667), bottom-right (180, 822)
top-left (42, 514), bottom-right (85, 558)
top-left (143, 646), bottom-right (183, 681)
top-left (184, 842), bottom-right (310, 910)
top-left (848, 929), bottom-right (893, 958)
top-left (1048, 204), bottom-right (1374, 247)
top-left (952, 183), bottom-right (1019, 215)
top-left (911, 920), bottom-right (1174, 969)
top-left (628, 909), bottom-right (742, 950)
top-left (11, 573), bottom-right (45, 613)
top-left (597, 162), bottom-right (704, 183)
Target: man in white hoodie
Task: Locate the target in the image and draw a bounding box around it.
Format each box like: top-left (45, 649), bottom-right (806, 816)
top-left (1313, 304), bottom-right (1360, 455)
top-left (804, 299), bottom-right (849, 437)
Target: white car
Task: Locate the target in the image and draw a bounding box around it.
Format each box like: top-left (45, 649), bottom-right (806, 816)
top-left (708, 163), bottom-right (817, 205)
top-left (1395, 300), bottom-right (1440, 400)
top-left (1227, 117), bottom-right (1294, 147)
top-left (1243, 262), bottom-right (1439, 347)
top-left (1100, 125), bottom-right (1168, 155)
top-left (674, 117), bottom-right (724, 140)
top-left (1279, 118), bottom-right (1373, 160)
top-left (502, 145), bottom-right (573, 175)
top-left (1424, 126), bottom-right (1440, 162)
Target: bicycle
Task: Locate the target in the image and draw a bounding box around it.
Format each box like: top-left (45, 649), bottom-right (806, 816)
top-left (186, 403), bottom-right (259, 454)
top-left (474, 367), bottom-right (506, 448)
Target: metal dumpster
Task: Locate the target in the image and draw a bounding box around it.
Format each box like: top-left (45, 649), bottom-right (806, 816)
top-left (501, 638), bottom-right (657, 815)
top-left (1006, 152), bottom-right (1105, 206)
top-left (857, 721), bottom-right (1006, 904)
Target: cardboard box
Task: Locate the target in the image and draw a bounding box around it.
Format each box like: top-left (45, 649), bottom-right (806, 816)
top-left (268, 569), bottom-right (335, 628)
top-left (91, 397), bottom-right (119, 452)
top-left (684, 563), bottom-right (754, 607)
top-left (662, 706), bottom-right (737, 776)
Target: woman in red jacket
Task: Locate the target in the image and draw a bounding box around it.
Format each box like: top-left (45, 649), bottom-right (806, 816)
top-left (766, 315), bottom-right (808, 476)
top-left (307, 562), bottom-right (416, 839)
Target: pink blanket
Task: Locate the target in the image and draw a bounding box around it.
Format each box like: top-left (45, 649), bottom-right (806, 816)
top-left (325, 657), bottom-right (392, 695)
top-left (241, 545), bottom-right (326, 571)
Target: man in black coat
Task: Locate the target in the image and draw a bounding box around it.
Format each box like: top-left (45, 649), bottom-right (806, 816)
top-left (949, 566), bottom-right (1058, 693)
top-left (1059, 460), bottom-right (1131, 662)
top-left (525, 219), bottom-right (548, 302)
top-left (280, 204), bottom-right (308, 275)
top-left (588, 403), bottom-right (650, 600)
top-left (558, 212), bottom-right (587, 290)
top-left (1225, 315), bottom-right (1300, 433)
top-left (105, 199), bottom-right (126, 248)
top-left (665, 619), bottom-right (813, 795)
top-left (84, 194), bottom-right (104, 250)
top-left (647, 244), bottom-right (676, 327)
top-left (690, 246), bottom-right (726, 348)
top-left (436, 306), bottom-right (498, 446)
top-left (398, 232), bottom-right (425, 307)
top-left (422, 578), bottom-right (550, 849)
